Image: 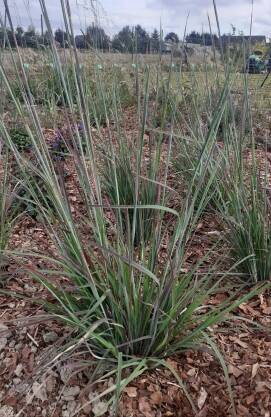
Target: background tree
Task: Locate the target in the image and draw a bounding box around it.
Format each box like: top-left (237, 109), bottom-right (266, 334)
top-left (15, 26), bottom-right (24, 46)
top-left (75, 34), bottom-right (86, 49)
top-left (151, 28), bottom-right (160, 53)
top-left (112, 26), bottom-right (134, 53)
top-left (41, 30), bottom-right (51, 46)
top-left (54, 28), bottom-right (68, 47)
top-left (23, 25), bottom-right (38, 48)
top-left (85, 24), bottom-right (110, 50)
top-left (134, 25), bottom-right (150, 54)
top-left (186, 31), bottom-right (201, 44)
top-left (186, 31), bottom-right (218, 46)
top-left (165, 32), bottom-right (179, 44)
top-left (0, 27), bottom-right (16, 48)
top-left (202, 32), bottom-right (217, 46)
top-left (0, 28), bottom-right (10, 48)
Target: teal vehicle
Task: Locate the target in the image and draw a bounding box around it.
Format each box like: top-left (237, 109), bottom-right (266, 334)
top-left (246, 54), bottom-right (266, 74)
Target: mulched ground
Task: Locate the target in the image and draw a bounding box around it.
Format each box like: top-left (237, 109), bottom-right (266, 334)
top-left (0, 111), bottom-right (271, 417)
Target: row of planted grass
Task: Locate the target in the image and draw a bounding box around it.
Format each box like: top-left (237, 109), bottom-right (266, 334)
top-left (0, 1), bottom-right (270, 415)
top-left (174, 70), bottom-right (271, 284)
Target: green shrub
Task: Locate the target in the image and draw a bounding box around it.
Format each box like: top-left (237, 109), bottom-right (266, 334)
top-left (9, 127), bottom-right (32, 151)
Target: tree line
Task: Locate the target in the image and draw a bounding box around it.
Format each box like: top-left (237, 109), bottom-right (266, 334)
top-left (0, 24), bottom-right (221, 52)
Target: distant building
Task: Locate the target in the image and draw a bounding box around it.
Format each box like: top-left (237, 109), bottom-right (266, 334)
top-left (162, 41), bottom-right (177, 54)
top-left (220, 35), bottom-right (266, 46)
top-left (162, 41), bottom-right (190, 54)
top-left (163, 36), bottom-right (266, 54)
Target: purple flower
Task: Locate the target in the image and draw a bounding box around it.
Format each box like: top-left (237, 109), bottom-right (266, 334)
top-left (77, 121), bottom-right (84, 132)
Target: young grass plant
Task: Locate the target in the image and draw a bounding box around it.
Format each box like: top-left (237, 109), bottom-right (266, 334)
top-left (102, 117), bottom-right (161, 246)
top-left (174, 64), bottom-right (251, 212)
top-left (0, 146), bottom-right (21, 281)
top-left (213, 50), bottom-right (271, 283)
top-left (221, 160), bottom-right (271, 283)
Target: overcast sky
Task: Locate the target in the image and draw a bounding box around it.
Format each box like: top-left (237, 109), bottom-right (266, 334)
top-left (1, 0), bottom-right (270, 38)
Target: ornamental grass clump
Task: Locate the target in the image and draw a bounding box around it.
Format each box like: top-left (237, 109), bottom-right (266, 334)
top-left (221, 174), bottom-right (271, 283)
top-left (102, 141), bottom-right (160, 246)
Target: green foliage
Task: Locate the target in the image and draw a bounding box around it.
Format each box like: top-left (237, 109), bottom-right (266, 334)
top-left (85, 24), bottom-right (110, 50)
top-left (29, 246), bottom-right (257, 360)
top-left (134, 25), bottom-right (150, 54)
top-left (174, 140), bottom-right (223, 209)
top-left (185, 31), bottom-right (218, 45)
top-left (112, 25), bottom-right (150, 54)
top-left (88, 67), bottom-right (134, 127)
top-left (13, 162), bottom-right (66, 220)
top-left (152, 80), bottom-right (192, 128)
top-left (174, 80), bottom-right (252, 213)
top-left (165, 32), bottom-right (179, 44)
top-left (8, 63), bottom-right (133, 124)
top-left (0, 152), bottom-right (20, 281)
top-left (54, 28), bottom-right (68, 48)
top-left (0, 25), bottom-right (42, 48)
top-left (11, 75), bottom-right (38, 104)
top-left (206, 91), bottom-right (251, 138)
top-left (112, 26), bottom-right (134, 53)
top-left (19, 176), bottom-right (51, 219)
top-left (23, 25), bottom-right (39, 48)
top-left (151, 29), bottom-right (160, 53)
top-left (102, 143), bottom-right (158, 245)
top-left (9, 64), bottom-right (77, 107)
top-left (9, 128), bottom-right (31, 151)
top-left (222, 183), bottom-right (271, 283)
